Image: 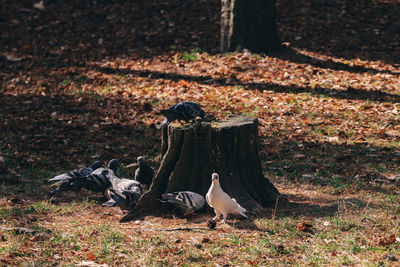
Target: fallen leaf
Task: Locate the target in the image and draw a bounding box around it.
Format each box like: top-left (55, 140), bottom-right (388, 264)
top-left (86, 252), bottom-right (97, 261)
top-left (297, 222), bottom-right (313, 232)
top-left (378, 234), bottom-right (396, 246)
top-left (377, 129), bottom-right (387, 138)
top-left (33, 1), bottom-right (45, 10)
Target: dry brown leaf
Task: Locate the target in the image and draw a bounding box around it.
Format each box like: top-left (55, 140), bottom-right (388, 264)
top-left (378, 234), bottom-right (396, 246)
top-left (297, 222), bottom-right (313, 232)
top-left (86, 251), bottom-right (97, 261)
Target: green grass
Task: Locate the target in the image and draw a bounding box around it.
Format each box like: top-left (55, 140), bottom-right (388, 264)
top-left (1, 182), bottom-right (400, 266)
top-left (182, 51), bottom-right (198, 62)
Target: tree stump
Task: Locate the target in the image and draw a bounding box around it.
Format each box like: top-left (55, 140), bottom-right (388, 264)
top-left (121, 115), bottom-right (281, 222)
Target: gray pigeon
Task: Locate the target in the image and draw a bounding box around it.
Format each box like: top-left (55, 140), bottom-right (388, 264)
top-left (46, 160), bottom-right (118, 198)
top-left (157, 101), bottom-right (206, 129)
top-left (134, 156), bottom-right (155, 188)
top-left (160, 191), bottom-right (206, 215)
top-left (49, 161), bottom-right (103, 182)
top-left (206, 173), bottom-right (248, 224)
top-left (102, 170), bottom-right (143, 211)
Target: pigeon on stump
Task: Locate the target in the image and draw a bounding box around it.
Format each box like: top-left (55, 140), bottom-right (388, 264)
top-left (46, 160), bottom-right (117, 198)
top-left (102, 170), bottom-right (143, 211)
top-left (205, 173), bottom-right (248, 223)
top-left (157, 101), bottom-right (206, 129)
top-left (160, 191), bottom-right (206, 215)
top-left (134, 156), bottom-right (155, 188)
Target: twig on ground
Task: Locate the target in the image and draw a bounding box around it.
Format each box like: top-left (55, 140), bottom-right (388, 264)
top-left (272, 195), bottom-right (280, 220)
top-left (156, 227), bottom-right (214, 232)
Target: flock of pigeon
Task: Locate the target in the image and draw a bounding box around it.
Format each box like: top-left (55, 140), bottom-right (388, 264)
top-left (47, 158), bottom-right (150, 211)
top-left (46, 101), bottom-right (248, 224)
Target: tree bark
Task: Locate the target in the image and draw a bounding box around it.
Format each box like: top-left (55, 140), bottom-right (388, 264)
top-left (220, 0), bottom-right (281, 53)
top-left (121, 115), bottom-right (281, 222)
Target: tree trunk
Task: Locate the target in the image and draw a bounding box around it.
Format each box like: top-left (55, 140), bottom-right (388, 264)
top-left (121, 115), bottom-right (281, 222)
top-left (220, 0), bottom-right (281, 53)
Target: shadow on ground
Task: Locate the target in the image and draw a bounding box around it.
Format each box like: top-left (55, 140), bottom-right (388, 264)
top-left (277, 0), bottom-right (400, 64)
top-left (96, 65), bottom-right (400, 103)
top-left (0, 92), bottom-right (160, 200)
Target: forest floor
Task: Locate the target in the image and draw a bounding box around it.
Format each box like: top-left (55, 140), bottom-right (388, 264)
top-left (1, 0), bottom-right (400, 265)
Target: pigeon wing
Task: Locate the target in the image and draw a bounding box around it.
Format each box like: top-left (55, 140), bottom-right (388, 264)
top-left (232, 198), bottom-right (248, 218)
top-left (174, 103), bottom-right (191, 121)
top-left (78, 169), bottom-right (111, 192)
top-left (184, 191), bottom-right (205, 211)
top-left (161, 191), bottom-right (204, 213)
top-left (205, 190), bottom-right (213, 208)
top-left (50, 161), bottom-right (103, 182)
top-left (213, 190), bottom-right (242, 214)
top-left (102, 189), bottom-right (124, 206)
top-left (183, 102), bottom-right (204, 118)
top-left (122, 190), bottom-right (141, 206)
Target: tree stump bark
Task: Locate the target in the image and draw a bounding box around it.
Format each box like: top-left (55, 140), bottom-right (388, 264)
top-left (121, 115), bottom-right (281, 222)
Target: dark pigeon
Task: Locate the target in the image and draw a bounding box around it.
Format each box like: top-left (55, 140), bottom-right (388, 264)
top-left (102, 170), bottom-right (143, 211)
top-left (160, 191), bottom-right (206, 215)
top-left (46, 159), bottom-right (118, 198)
top-left (157, 101), bottom-right (206, 129)
top-left (134, 156), bottom-right (155, 188)
top-left (49, 161), bottom-right (103, 183)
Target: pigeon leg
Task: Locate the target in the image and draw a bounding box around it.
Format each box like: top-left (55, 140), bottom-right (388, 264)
top-left (221, 212), bottom-right (228, 224)
top-left (213, 209), bottom-right (221, 221)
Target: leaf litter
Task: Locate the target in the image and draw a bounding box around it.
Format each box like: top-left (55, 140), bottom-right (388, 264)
top-left (1, 0), bottom-right (400, 265)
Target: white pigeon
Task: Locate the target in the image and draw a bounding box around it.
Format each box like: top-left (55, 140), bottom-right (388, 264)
top-left (205, 173), bottom-right (248, 223)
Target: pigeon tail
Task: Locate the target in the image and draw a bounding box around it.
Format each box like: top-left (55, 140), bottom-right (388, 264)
top-left (102, 199), bottom-right (117, 207)
top-left (49, 174), bottom-right (68, 182)
top-left (232, 198), bottom-right (248, 218)
top-left (88, 161), bottom-right (103, 170)
top-left (238, 210), bottom-right (248, 218)
top-left (157, 118), bottom-right (169, 129)
top-left (122, 190), bottom-right (141, 204)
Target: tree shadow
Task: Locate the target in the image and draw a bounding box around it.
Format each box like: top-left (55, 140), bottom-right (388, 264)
top-left (2, 0), bottom-right (399, 229)
top-left (96, 65), bottom-right (400, 103)
top-left (0, 92), bottom-right (160, 200)
top-left (275, 196), bottom-right (381, 219)
top-left (0, 0), bottom-right (220, 65)
top-left (1, 91), bottom-right (397, 222)
top-left (271, 47), bottom-right (399, 76)
top-left (2, 0), bottom-right (398, 74)
top-left (277, 0), bottom-right (400, 64)
top-left (229, 218), bottom-right (263, 231)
